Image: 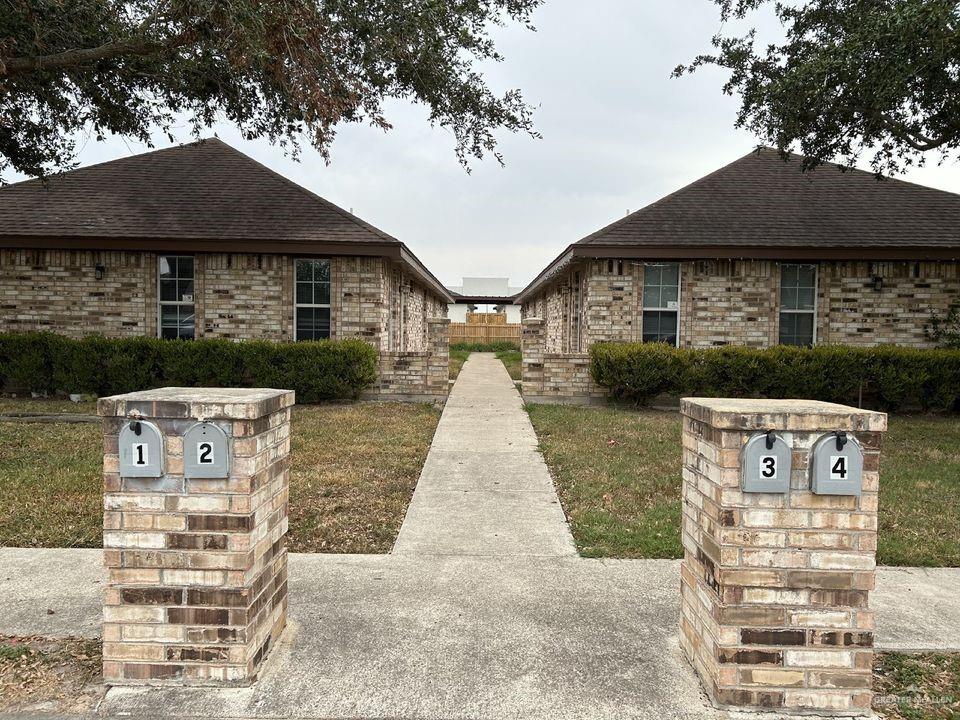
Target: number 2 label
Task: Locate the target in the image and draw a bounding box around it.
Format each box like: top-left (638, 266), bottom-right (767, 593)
top-left (759, 455), bottom-right (777, 480)
top-left (197, 441), bottom-right (214, 465)
top-left (829, 455), bottom-right (847, 480)
top-left (133, 443), bottom-right (148, 466)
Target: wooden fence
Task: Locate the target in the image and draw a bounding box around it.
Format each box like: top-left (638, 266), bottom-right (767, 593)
top-left (449, 322), bottom-right (521, 346)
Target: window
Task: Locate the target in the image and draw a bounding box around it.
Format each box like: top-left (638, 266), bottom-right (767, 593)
top-left (779, 263), bottom-right (817, 346)
top-left (158, 255), bottom-right (195, 339)
top-left (295, 259), bottom-right (331, 341)
top-left (642, 262), bottom-right (680, 345)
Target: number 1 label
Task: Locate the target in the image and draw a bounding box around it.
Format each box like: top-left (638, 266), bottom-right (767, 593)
top-left (133, 443), bottom-right (148, 466)
top-left (197, 441), bottom-right (214, 465)
top-left (759, 455), bottom-right (777, 480)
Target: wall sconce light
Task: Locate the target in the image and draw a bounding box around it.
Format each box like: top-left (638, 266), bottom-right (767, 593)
top-left (871, 275), bottom-right (883, 292)
top-left (94, 264), bottom-right (105, 280)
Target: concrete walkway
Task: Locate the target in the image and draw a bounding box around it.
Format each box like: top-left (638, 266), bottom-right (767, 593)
top-left (393, 353), bottom-right (576, 557)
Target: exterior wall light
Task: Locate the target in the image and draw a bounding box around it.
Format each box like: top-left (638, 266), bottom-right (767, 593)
top-left (872, 275), bottom-right (883, 292)
top-left (95, 264), bottom-right (106, 280)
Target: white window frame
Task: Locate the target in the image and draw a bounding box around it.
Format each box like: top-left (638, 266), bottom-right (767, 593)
top-left (642, 262), bottom-right (682, 347)
top-left (157, 255), bottom-right (196, 340)
top-left (294, 258), bottom-right (332, 341)
top-left (779, 263), bottom-right (818, 346)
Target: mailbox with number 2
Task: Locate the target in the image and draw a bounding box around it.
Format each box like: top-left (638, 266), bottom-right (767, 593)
top-left (183, 422), bottom-right (231, 479)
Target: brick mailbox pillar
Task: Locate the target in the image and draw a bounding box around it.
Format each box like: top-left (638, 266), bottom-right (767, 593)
top-left (679, 398), bottom-right (886, 715)
top-left (98, 387), bottom-right (294, 686)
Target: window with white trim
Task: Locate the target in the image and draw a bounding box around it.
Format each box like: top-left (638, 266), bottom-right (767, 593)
top-left (642, 262), bottom-right (680, 345)
top-left (779, 263), bottom-right (817, 346)
top-left (158, 255), bottom-right (195, 339)
top-left (295, 259), bottom-right (331, 341)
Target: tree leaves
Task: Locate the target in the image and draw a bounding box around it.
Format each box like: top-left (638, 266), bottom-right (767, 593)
top-left (677, 0), bottom-right (960, 174)
top-left (0, 0), bottom-right (543, 181)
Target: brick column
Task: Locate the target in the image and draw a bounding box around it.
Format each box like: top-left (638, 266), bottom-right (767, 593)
top-left (426, 317), bottom-right (450, 395)
top-left (679, 398), bottom-right (885, 715)
top-left (521, 318), bottom-right (545, 396)
top-left (98, 387), bottom-right (294, 686)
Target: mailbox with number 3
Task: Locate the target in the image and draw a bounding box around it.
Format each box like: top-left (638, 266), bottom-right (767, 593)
top-left (740, 431), bottom-right (792, 494)
top-left (183, 422), bottom-right (230, 479)
top-left (810, 432), bottom-right (863, 496)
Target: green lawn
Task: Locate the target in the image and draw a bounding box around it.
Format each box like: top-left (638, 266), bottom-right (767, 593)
top-left (0, 403), bottom-right (439, 552)
top-left (527, 405), bottom-right (960, 566)
top-left (449, 346), bottom-right (521, 381)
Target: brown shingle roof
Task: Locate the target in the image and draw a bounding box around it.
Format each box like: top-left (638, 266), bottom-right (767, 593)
top-left (0, 138), bottom-right (452, 300)
top-left (517, 148), bottom-right (960, 303)
top-left (577, 148), bottom-right (960, 249)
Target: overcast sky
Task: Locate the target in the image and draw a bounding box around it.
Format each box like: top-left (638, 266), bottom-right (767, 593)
top-left (21, 0), bottom-right (960, 287)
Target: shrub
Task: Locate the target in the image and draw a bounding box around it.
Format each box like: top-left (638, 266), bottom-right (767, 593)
top-left (0, 332), bottom-right (378, 403)
top-left (590, 342), bottom-right (960, 412)
top-left (925, 301), bottom-right (960, 349)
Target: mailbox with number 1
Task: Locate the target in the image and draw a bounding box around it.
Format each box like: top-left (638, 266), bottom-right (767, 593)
top-left (118, 420), bottom-right (165, 478)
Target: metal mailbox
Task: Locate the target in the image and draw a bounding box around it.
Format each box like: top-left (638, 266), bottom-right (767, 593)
top-left (810, 431), bottom-right (863, 496)
top-left (741, 431), bottom-right (792, 493)
top-left (119, 420), bottom-right (164, 478)
top-left (183, 422), bottom-right (231, 479)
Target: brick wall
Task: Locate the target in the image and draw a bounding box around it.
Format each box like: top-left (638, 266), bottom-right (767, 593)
top-left (0, 249), bottom-right (446, 352)
top-left (366, 318), bottom-right (450, 402)
top-left (679, 398), bottom-right (885, 714)
top-left (522, 258), bottom-right (960, 352)
top-left (521, 318), bottom-right (604, 405)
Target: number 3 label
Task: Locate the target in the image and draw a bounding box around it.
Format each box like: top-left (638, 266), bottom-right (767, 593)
top-left (197, 441), bottom-right (214, 465)
top-left (829, 455), bottom-right (848, 480)
top-left (759, 455), bottom-right (777, 479)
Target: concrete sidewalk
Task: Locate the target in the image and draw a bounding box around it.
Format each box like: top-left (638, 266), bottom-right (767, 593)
top-left (393, 352), bottom-right (576, 557)
top-left (1, 548), bottom-right (959, 719)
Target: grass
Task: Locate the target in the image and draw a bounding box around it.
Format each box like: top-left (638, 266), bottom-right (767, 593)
top-left (450, 347), bottom-right (470, 380)
top-left (874, 652), bottom-right (960, 719)
top-left (0, 636), bottom-right (103, 713)
top-left (448, 343), bottom-right (522, 382)
top-left (0, 397), bottom-right (97, 415)
top-left (0, 402), bottom-right (440, 553)
top-left (495, 349), bottom-right (522, 381)
top-left (526, 405), bottom-right (960, 566)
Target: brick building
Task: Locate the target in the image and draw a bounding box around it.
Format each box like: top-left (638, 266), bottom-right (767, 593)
top-left (0, 139), bottom-right (452, 400)
top-left (518, 149), bottom-right (960, 352)
top-left (517, 149), bottom-right (960, 401)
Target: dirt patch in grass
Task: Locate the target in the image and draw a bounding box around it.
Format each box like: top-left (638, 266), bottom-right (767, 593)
top-left (874, 652), bottom-right (960, 719)
top-left (527, 405), bottom-right (960, 565)
top-left (0, 402), bottom-right (439, 553)
top-left (0, 636), bottom-right (103, 713)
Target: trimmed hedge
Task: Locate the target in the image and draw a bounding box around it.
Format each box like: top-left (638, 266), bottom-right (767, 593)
top-left (590, 342), bottom-right (960, 412)
top-left (0, 332), bottom-right (378, 403)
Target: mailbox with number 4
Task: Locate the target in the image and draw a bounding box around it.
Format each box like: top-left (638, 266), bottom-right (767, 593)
top-left (740, 430), bottom-right (792, 493)
top-left (183, 422), bottom-right (231, 479)
top-left (810, 431), bottom-right (863, 496)
top-left (119, 420), bottom-right (164, 478)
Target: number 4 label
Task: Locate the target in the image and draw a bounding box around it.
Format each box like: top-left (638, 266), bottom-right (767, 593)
top-left (133, 443), bottom-right (148, 466)
top-left (759, 455), bottom-right (778, 480)
top-left (197, 441), bottom-right (215, 465)
top-left (829, 455), bottom-right (848, 481)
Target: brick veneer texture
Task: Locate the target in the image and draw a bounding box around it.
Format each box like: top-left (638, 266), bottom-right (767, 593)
top-left (368, 318), bottom-right (450, 402)
top-left (98, 387), bottom-right (294, 686)
top-left (521, 259), bottom-right (960, 352)
top-left (521, 318), bottom-right (604, 404)
top-left (678, 398), bottom-right (886, 715)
